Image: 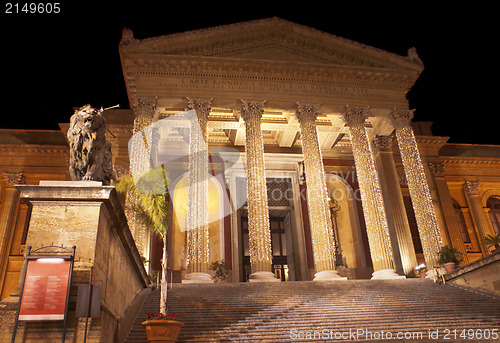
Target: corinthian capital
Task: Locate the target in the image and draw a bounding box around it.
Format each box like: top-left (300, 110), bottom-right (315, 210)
top-left (3, 172), bottom-right (25, 187)
top-left (372, 135), bottom-right (393, 153)
top-left (342, 106), bottom-right (370, 127)
top-left (296, 103), bottom-right (320, 125)
top-left (428, 162), bottom-right (445, 177)
top-left (132, 96), bottom-right (158, 118)
top-left (240, 100), bottom-right (265, 122)
top-left (187, 98), bottom-right (212, 119)
top-left (389, 108), bottom-right (415, 130)
top-left (463, 180), bottom-right (480, 196)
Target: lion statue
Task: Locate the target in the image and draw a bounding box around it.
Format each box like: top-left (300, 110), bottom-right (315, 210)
top-left (67, 104), bottom-right (114, 185)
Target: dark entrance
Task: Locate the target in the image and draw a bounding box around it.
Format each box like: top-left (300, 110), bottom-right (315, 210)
top-left (240, 210), bottom-right (292, 281)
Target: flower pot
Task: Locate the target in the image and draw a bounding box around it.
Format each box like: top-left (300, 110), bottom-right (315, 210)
top-left (443, 262), bottom-right (456, 273)
top-left (142, 320), bottom-right (184, 343)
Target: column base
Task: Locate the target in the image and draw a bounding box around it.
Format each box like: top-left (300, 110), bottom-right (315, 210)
top-left (371, 269), bottom-right (406, 280)
top-left (182, 272), bottom-right (214, 284)
top-left (313, 270), bottom-right (347, 281)
top-left (248, 271), bottom-right (281, 283)
top-left (426, 268), bottom-right (444, 280)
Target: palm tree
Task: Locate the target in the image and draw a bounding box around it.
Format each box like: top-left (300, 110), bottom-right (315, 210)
top-left (482, 233), bottom-right (500, 250)
top-left (116, 167), bottom-right (170, 314)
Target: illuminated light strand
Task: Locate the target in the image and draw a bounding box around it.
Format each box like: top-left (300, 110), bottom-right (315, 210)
top-left (186, 99), bottom-right (211, 272)
top-left (389, 109), bottom-right (442, 268)
top-left (240, 100), bottom-right (272, 273)
top-left (296, 104), bottom-right (335, 272)
top-left (127, 97), bottom-right (157, 256)
top-left (343, 106), bottom-right (394, 271)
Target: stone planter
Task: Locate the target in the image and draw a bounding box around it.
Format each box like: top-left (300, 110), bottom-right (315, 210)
top-left (142, 320), bottom-right (184, 343)
top-left (443, 262), bottom-right (456, 273)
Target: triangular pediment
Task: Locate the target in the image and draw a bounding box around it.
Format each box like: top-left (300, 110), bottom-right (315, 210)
top-left (120, 17), bottom-right (423, 71)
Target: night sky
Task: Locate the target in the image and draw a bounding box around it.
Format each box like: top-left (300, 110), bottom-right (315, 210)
top-left (1, 3), bottom-right (496, 145)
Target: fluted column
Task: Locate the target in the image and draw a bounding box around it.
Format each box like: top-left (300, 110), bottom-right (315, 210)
top-left (463, 181), bottom-right (494, 255)
top-left (343, 107), bottom-right (400, 279)
top-left (240, 100), bottom-right (279, 282)
top-left (183, 98), bottom-right (213, 283)
top-left (373, 136), bottom-right (417, 275)
top-left (296, 104), bottom-right (344, 281)
top-left (389, 109), bottom-right (442, 272)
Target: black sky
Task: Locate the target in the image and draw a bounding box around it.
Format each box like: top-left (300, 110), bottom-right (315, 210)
top-left (1, 2), bottom-right (497, 145)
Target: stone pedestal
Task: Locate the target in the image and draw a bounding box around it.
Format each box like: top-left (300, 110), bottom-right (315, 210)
top-left (11, 181), bottom-right (149, 343)
top-left (248, 271), bottom-right (281, 283)
top-left (313, 270), bottom-right (347, 281)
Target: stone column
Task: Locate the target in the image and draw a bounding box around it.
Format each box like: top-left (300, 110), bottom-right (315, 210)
top-left (389, 109), bottom-right (442, 272)
top-left (372, 136), bottom-right (417, 275)
top-left (463, 181), bottom-right (494, 255)
top-left (240, 100), bottom-right (279, 282)
top-left (343, 107), bottom-right (401, 279)
top-left (296, 104), bottom-right (344, 281)
top-left (0, 173), bottom-right (24, 295)
top-left (429, 162), bottom-right (469, 264)
top-left (183, 98), bottom-right (213, 283)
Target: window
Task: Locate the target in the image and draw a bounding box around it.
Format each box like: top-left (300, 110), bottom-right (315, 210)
top-left (487, 196), bottom-right (500, 235)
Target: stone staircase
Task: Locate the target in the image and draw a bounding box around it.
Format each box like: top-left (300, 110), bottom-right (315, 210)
top-left (125, 279), bottom-right (500, 342)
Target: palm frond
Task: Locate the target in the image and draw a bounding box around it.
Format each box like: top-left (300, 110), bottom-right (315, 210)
top-left (117, 169), bottom-right (170, 241)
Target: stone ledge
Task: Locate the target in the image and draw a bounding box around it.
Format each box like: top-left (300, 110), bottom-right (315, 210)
top-left (445, 250), bottom-right (500, 280)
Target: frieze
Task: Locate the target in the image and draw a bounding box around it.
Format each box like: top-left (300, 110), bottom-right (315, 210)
top-left (151, 76), bottom-right (389, 100)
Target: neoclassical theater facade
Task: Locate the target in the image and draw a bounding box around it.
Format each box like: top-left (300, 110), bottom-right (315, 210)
top-left (1, 18), bottom-right (499, 293)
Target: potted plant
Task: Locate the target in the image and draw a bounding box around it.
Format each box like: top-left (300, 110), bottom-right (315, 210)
top-left (437, 245), bottom-right (463, 273)
top-left (117, 168), bottom-right (183, 342)
top-left (482, 233), bottom-right (500, 254)
top-left (210, 260), bottom-right (229, 282)
top-left (141, 313), bottom-right (183, 343)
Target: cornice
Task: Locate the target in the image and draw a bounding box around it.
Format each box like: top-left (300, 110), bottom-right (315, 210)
top-left (0, 144), bottom-right (67, 156)
top-left (441, 156), bottom-right (500, 166)
top-left (122, 54), bottom-right (418, 93)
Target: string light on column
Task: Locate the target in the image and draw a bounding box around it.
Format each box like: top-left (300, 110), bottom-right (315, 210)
top-left (389, 109), bottom-right (442, 269)
top-left (343, 106), bottom-right (396, 275)
top-left (296, 103), bottom-right (336, 274)
top-left (185, 99), bottom-right (211, 274)
top-left (240, 100), bottom-right (273, 275)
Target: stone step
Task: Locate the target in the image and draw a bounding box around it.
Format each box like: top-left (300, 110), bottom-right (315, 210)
top-left (125, 279), bottom-right (500, 343)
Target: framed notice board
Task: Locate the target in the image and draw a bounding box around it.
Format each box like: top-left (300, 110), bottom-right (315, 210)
top-left (11, 245), bottom-right (76, 343)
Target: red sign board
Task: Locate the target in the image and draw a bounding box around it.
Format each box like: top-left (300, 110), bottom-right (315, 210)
top-left (18, 258), bottom-right (71, 321)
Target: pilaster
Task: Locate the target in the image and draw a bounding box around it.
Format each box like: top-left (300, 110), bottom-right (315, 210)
top-left (429, 162), bottom-right (469, 264)
top-left (463, 181), bottom-right (495, 255)
top-left (0, 173), bottom-right (24, 299)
